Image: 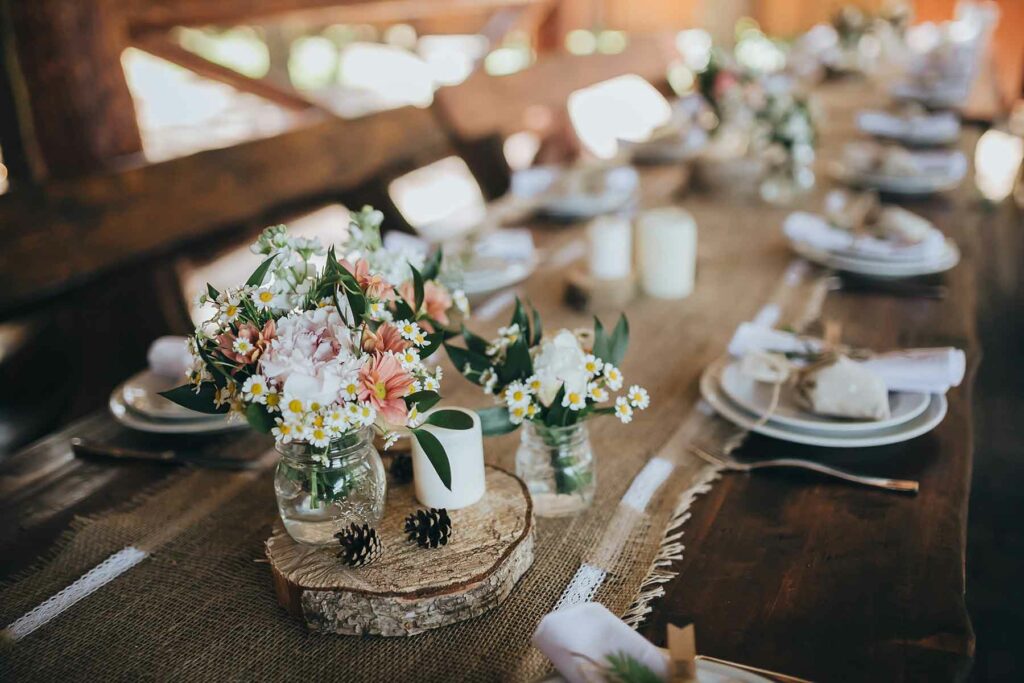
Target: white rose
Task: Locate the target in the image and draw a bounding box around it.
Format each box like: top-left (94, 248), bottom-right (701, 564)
top-left (532, 329), bottom-right (589, 406)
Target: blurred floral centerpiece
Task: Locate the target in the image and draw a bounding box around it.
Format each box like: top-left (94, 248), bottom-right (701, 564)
top-left (754, 88), bottom-right (817, 203)
top-left (163, 207), bottom-right (471, 546)
top-left (446, 301), bottom-right (648, 516)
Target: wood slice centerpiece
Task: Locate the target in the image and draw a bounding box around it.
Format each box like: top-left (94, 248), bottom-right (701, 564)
top-left (266, 465), bottom-right (534, 636)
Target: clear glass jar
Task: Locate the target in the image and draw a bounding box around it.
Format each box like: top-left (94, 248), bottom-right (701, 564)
top-left (760, 146), bottom-right (816, 205)
top-left (515, 422), bottom-right (595, 517)
top-left (273, 428), bottom-right (386, 546)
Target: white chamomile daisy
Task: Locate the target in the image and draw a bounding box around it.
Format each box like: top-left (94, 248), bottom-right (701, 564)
top-left (479, 368), bottom-right (497, 395)
top-left (583, 354), bottom-right (604, 377)
top-left (614, 396), bottom-right (634, 424)
top-left (264, 387), bottom-right (281, 412)
top-left (272, 419), bottom-right (296, 443)
top-left (422, 376), bottom-right (440, 392)
top-left (627, 385), bottom-right (650, 410)
top-left (218, 296), bottom-right (242, 324)
top-left (398, 348), bottom-right (420, 368)
top-left (397, 320), bottom-right (422, 341)
top-left (587, 382), bottom-right (609, 403)
top-left (562, 388), bottom-right (587, 411)
top-left (411, 331), bottom-right (428, 347)
top-left (341, 378), bottom-right (361, 401)
top-left (382, 431), bottom-right (401, 450)
top-left (232, 338), bottom-right (254, 355)
top-left (407, 406), bottom-right (424, 428)
top-left (453, 290), bottom-right (470, 316)
top-left (368, 301), bottom-right (391, 321)
top-left (525, 375), bottom-right (542, 394)
top-left (503, 381), bottom-right (531, 408)
top-left (603, 364), bottom-right (624, 391)
top-left (497, 323), bottom-right (520, 342)
top-left (525, 402), bottom-right (539, 419)
top-left (316, 297), bottom-right (333, 308)
top-left (407, 380), bottom-right (422, 396)
top-left (251, 287), bottom-right (276, 310)
top-left (309, 423), bottom-right (331, 449)
top-left (324, 407), bottom-right (348, 429)
top-left (356, 403), bottom-right (376, 426)
top-left (282, 395), bottom-right (307, 420)
top-left (241, 375), bottom-right (269, 404)
top-left (508, 404), bottom-right (528, 424)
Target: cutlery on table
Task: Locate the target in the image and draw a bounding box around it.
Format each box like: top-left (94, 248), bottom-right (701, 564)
top-left (691, 445), bottom-right (919, 494)
top-left (70, 438), bottom-right (264, 471)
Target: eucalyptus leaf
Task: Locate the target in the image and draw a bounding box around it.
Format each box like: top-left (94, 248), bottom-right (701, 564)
top-left (425, 409), bottom-right (474, 430)
top-left (421, 248), bottom-right (443, 281)
top-left (404, 390), bottom-right (441, 412)
top-left (530, 305), bottom-right (543, 345)
top-left (445, 343), bottom-right (491, 378)
top-left (609, 314), bottom-right (630, 366)
top-left (245, 403), bottom-right (275, 433)
top-left (461, 326), bottom-right (490, 355)
top-left (245, 255), bottom-right (277, 287)
top-left (592, 316), bottom-right (612, 363)
top-left (412, 428), bottom-right (452, 490)
top-left (158, 383), bottom-right (228, 415)
top-left (476, 406), bottom-right (520, 436)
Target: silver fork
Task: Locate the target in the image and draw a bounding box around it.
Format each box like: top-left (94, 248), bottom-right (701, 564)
top-left (692, 445), bottom-right (919, 494)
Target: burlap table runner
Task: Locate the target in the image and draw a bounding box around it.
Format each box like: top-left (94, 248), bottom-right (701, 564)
top-left (0, 259), bottom-right (827, 682)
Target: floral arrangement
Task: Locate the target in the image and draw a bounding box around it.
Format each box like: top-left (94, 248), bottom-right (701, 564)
top-left (445, 300), bottom-right (649, 434)
top-left (753, 89), bottom-right (816, 171)
top-left (163, 207), bottom-right (470, 492)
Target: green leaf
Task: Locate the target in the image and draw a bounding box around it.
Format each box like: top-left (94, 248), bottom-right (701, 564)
top-left (421, 248), bottom-right (443, 281)
top-left (425, 409), bottom-right (474, 430)
top-left (158, 384), bottom-right (228, 415)
top-left (404, 390), bottom-right (441, 412)
top-left (604, 652), bottom-right (663, 683)
top-left (245, 255), bottom-right (277, 287)
top-left (608, 314), bottom-right (630, 366)
top-left (511, 297), bottom-right (529, 335)
top-left (336, 262), bottom-right (367, 319)
top-left (592, 316), bottom-right (612, 363)
top-left (419, 330), bottom-right (445, 359)
top-left (545, 384), bottom-right (568, 426)
top-left (206, 283), bottom-right (220, 300)
top-left (461, 325), bottom-right (490, 355)
top-left (476, 406), bottom-right (520, 436)
top-left (412, 428), bottom-right (452, 490)
top-left (245, 403), bottom-right (275, 433)
top-left (445, 343), bottom-right (491, 378)
top-left (499, 336), bottom-right (532, 384)
top-left (530, 305), bottom-right (543, 346)
top-left (411, 264), bottom-right (425, 318)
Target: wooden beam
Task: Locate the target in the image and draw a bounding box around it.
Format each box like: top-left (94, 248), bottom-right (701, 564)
top-left (434, 34), bottom-right (676, 142)
top-left (132, 36), bottom-right (322, 113)
top-left (0, 106), bottom-right (450, 316)
top-left (125, 0), bottom-right (549, 37)
top-left (6, 0), bottom-right (142, 179)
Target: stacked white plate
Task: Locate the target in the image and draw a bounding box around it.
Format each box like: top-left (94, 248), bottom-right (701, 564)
top-left (856, 110), bottom-right (960, 147)
top-left (510, 165), bottom-right (639, 220)
top-left (788, 238), bottom-right (960, 278)
top-left (700, 356), bottom-right (947, 448)
top-left (830, 149), bottom-right (967, 195)
top-left (109, 370), bottom-right (245, 434)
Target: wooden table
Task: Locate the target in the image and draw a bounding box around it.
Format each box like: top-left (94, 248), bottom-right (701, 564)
top-left (0, 78), bottom-right (988, 681)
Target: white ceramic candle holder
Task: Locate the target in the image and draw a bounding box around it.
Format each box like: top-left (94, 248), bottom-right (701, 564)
top-left (411, 408), bottom-right (486, 509)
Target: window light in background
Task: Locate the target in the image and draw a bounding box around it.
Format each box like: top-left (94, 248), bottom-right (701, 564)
top-left (339, 42), bottom-right (435, 107)
top-left (503, 131), bottom-right (542, 171)
top-left (418, 35), bottom-right (488, 86)
top-left (567, 75), bottom-right (672, 159)
top-left (389, 157), bottom-right (487, 242)
top-left (675, 29), bottom-right (712, 72)
top-left (176, 27), bottom-right (270, 79)
top-left (288, 36), bottom-right (339, 91)
top-left (975, 130), bottom-right (1024, 202)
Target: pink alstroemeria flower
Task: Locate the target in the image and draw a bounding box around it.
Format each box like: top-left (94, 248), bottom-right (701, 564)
top-left (358, 353), bottom-right (414, 424)
top-left (399, 280), bottom-right (453, 330)
top-left (361, 323), bottom-right (409, 355)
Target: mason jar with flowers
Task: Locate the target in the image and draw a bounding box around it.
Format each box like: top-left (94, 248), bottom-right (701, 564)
top-left (162, 209), bottom-right (472, 546)
top-left (446, 301), bottom-right (649, 517)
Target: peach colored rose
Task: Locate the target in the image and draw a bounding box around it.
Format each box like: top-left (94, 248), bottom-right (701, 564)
top-left (399, 280), bottom-right (453, 330)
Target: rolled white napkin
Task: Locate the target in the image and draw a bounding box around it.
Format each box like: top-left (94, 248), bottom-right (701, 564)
top-left (532, 602), bottom-right (669, 683)
top-left (783, 211), bottom-right (947, 263)
top-left (727, 324), bottom-right (965, 394)
top-left (147, 336), bottom-right (192, 380)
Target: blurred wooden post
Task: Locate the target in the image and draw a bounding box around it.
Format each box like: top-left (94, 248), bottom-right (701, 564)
top-left (5, 0), bottom-right (142, 179)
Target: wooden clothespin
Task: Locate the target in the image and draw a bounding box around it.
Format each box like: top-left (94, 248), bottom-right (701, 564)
top-left (667, 623), bottom-right (697, 682)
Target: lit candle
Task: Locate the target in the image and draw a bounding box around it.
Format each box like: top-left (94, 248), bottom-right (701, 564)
top-left (636, 207), bottom-right (697, 299)
top-left (587, 214), bottom-right (633, 280)
top-left (411, 408), bottom-right (486, 509)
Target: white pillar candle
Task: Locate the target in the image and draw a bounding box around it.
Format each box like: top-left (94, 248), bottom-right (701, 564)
top-left (411, 408), bottom-right (486, 509)
top-left (636, 207), bottom-right (697, 299)
top-left (587, 214), bottom-right (633, 280)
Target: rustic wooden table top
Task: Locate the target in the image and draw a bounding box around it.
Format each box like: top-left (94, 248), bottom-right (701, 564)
top-left (0, 78), bottom-right (991, 681)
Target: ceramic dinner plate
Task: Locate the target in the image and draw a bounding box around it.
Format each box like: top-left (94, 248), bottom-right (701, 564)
top-left (720, 360), bottom-right (931, 433)
top-left (120, 369), bottom-right (221, 421)
top-left (829, 162), bottom-right (964, 195)
top-left (110, 379), bottom-right (245, 435)
top-left (789, 239), bottom-right (960, 278)
top-left (511, 166), bottom-right (639, 220)
top-left (700, 357), bottom-right (947, 448)
top-left (461, 253), bottom-right (539, 297)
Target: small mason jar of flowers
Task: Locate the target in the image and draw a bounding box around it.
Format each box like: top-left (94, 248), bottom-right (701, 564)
top-left (163, 208), bottom-right (472, 546)
top-left (446, 301), bottom-right (649, 517)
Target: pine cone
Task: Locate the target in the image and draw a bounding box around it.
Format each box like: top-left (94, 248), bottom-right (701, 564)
top-left (389, 453), bottom-right (413, 485)
top-left (404, 508), bottom-right (452, 548)
top-left (335, 523), bottom-right (383, 567)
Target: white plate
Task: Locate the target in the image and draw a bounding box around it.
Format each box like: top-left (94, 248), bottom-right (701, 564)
top-left (120, 370), bottom-right (223, 421)
top-left (720, 360), bottom-right (930, 433)
top-left (695, 659), bottom-right (773, 682)
top-left (620, 128), bottom-right (708, 164)
top-left (461, 254), bottom-right (539, 297)
top-left (511, 166), bottom-right (639, 219)
top-left (109, 385), bottom-right (246, 435)
top-left (856, 112), bottom-right (960, 147)
top-left (829, 160), bottom-right (965, 195)
top-left (790, 239), bottom-right (960, 277)
top-left (700, 357), bottom-right (947, 448)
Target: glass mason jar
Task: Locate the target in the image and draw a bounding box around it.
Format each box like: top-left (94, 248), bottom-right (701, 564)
top-left (760, 145), bottom-right (816, 205)
top-left (273, 428), bottom-right (386, 546)
top-left (515, 422), bottom-right (595, 517)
